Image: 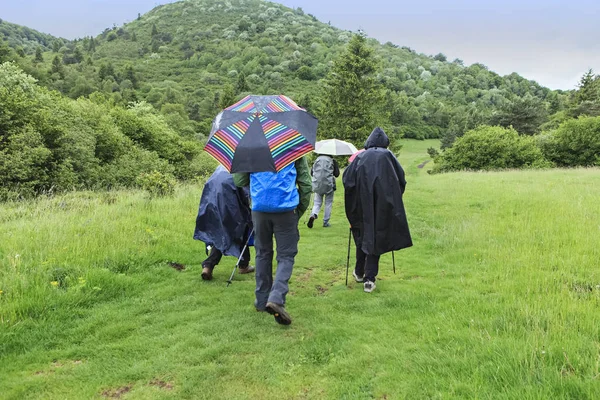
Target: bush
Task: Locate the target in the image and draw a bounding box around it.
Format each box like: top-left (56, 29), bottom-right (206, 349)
top-left (431, 126), bottom-right (551, 173)
top-left (136, 170), bottom-right (176, 197)
top-left (540, 116), bottom-right (600, 167)
top-left (427, 147), bottom-right (439, 159)
top-left (0, 64), bottom-right (205, 197)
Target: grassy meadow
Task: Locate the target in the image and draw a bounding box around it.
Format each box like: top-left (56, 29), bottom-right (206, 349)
top-left (1, 139), bottom-right (600, 399)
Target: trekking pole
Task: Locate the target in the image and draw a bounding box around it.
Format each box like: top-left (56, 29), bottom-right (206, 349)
top-left (345, 227), bottom-right (351, 286)
top-left (392, 251), bottom-right (396, 274)
top-left (227, 229), bottom-right (254, 287)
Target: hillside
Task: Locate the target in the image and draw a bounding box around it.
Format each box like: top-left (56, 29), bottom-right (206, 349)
top-left (4, 0), bottom-right (596, 200)
top-left (0, 18), bottom-right (62, 53)
top-left (2, 0), bottom-right (566, 142)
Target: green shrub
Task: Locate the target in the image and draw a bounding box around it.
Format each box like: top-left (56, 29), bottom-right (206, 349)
top-left (427, 147), bottom-right (439, 159)
top-left (181, 151), bottom-right (218, 182)
top-left (103, 147), bottom-right (173, 188)
top-left (0, 64), bottom-right (205, 198)
top-left (540, 116), bottom-right (600, 167)
top-left (431, 125), bottom-right (551, 173)
top-left (136, 170), bottom-right (176, 197)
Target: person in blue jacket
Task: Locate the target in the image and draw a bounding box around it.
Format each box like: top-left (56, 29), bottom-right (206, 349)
top-left (233, 157), bottom-right (311, 325)
top-left (194, 166), bottom-right (255, 281)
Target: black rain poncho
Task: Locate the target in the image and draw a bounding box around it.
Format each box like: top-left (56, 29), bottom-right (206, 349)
top-left (193, 166), bottom-right (252, 257)
top-left (343, 127), bottom-right (413, 255)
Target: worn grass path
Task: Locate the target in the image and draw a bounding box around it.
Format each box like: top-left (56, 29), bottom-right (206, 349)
top-left (1, 140), bottom-right (600, 399)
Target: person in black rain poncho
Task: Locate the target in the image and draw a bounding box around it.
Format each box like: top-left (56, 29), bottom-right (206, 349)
top-left (343, 127), bottom-right (413, 293)
top-left (194, 166), bottom-right (255, 281)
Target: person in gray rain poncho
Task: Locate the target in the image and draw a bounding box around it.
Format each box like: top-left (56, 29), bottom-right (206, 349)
top-left (307, 154), bottom-right (340, 228)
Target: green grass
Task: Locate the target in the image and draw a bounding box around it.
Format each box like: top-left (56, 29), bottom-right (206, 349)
top-left (1, 140), bottom-right (600, 399)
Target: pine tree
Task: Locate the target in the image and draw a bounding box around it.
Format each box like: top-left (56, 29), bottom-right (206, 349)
top-left (98, 63), bottom-right (115, 80)
top-left (320, 33), bottom-right (382, 144)
top-left (235, 72), bottom-right (249, 93)
top-left (88, 37), bottom-right (96, 52)
top-left (35, 47), bottom-right (44, 62)
top-left (124, 64), bottom-right (138, 88)
top-left (219, 85), bottom-right (236, 110)
top-left (51, 55), bottom-right (64, 78)
top-left (576, 69), bottom-right (599, 103)
top-left (73, 47), bottom-right (83, 63)
top-left (151, 23), bottom-right (158, 37)
top-left (0, 40), bottom-right (12, 63)
top-left (52, 40), bottom-right (61, 52)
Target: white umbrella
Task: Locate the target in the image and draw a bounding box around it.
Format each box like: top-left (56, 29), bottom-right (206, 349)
top-left (314, 139), bottom-right (358, 156)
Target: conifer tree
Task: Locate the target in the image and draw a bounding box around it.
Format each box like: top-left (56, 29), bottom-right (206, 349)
top-left (235, 72), bottom-right (249, 93)
top-left (219, 85), bottom-right (236, 110)
top-left (51, 55), bottom-right (64, 78)
top-left (124, 64), bottom-right (138, 88)
top-left (88, 37), bottom-right (96, 52)
top-left (320, 33), bottom-right (382, 144)
top-left (576, 69), bottom-right (599, 103)
top-left (0, 40), bottom-right (12, 63)
top-left (35, 46), bottom-right (44, 62)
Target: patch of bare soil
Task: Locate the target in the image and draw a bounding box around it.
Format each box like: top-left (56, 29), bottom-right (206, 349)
top-left (101, 385), bottom-right (132, 398)
top-left (168, 262), bottom-right (186, 271)
top-left (315, 285), bottom-right (328, 295)
top-left (149, 379), bottom-right (174, 390)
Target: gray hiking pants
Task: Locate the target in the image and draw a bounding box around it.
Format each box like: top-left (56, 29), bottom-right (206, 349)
top-left (311, 191), bottom-right (334, 223)
top-left (252, 210), bottom-right (299, 307)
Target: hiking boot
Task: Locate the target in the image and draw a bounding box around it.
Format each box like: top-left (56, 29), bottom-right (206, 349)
top-left (238, 265), bottom-right (255, 274)
top-left (352, 270), bottom-right (364, 283)
top-left (323, 221), bottom-right (331, 228)
top-left (265, 302), bottom-right (292, 325)
top-left (201, 266), bottom-right (213, 281)
top-left (307, 214), bottom-right (317, 229)
top-left (364, 280), bottom-right (376, 293)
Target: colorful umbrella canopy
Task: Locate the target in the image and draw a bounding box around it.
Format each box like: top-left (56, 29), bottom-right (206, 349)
top-left (314, 139), bottom-right (358, 156)
top-left (204, 95), bottom-right (318, 173)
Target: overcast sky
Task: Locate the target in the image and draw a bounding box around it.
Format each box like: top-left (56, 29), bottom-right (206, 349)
top-left (2, 0), bottom-right (598, 90)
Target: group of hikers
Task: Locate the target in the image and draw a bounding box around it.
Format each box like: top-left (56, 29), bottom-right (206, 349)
top-left (194, 127), bottom-right (413, 325)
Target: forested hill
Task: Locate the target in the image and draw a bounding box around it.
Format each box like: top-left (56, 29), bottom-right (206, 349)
top-left (0, 18), bottom-right (62, 53)
top-left (6, 0), bottom-right (594, 200)
top-left (1, 0), bottom-right (566, 144)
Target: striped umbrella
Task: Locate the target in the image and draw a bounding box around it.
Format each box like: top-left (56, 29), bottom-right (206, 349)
top-left (315, 139), bottom-right (358, 156)
top-left (204, 95), bottom-right (318, 173)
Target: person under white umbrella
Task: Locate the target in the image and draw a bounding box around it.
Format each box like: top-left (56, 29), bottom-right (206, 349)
top-left (314, 139), bottom-right (358, 156)
top-left (307, 139), bottom-right (358, 228)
